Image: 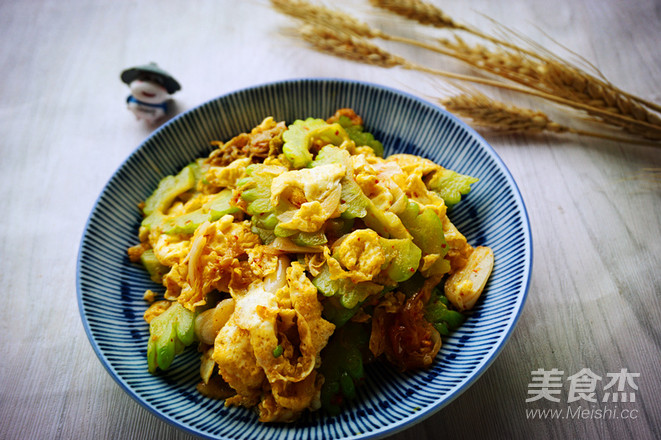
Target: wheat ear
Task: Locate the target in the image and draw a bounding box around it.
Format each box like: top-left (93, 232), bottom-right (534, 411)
top-left (368, 0), bottom-right (542, 58)
top-left (368, 0), bottom-right (463, 30)
top-left (438, 37), bottom-right (661, 139)
top-left (298, 24), bottom-right (405, 67)
top-left (271, 0), bottom-right (379, 38)
top-left (272, 0), bottom-right (468, 58)
top-left (442, 92), bottom-right (658, 146)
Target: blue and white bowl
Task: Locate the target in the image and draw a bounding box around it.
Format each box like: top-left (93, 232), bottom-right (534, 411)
top-left (77, 78), bottom-right (532, 440)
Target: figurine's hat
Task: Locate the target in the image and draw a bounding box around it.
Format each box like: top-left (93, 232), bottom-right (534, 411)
top-left (120, 62), bottom-right (181, 94)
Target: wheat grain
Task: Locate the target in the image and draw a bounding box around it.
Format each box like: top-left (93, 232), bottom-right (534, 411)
top-left (298, 25), bottom-right (405, 68)
top-left (439, 37), bottom-right (544, 85)
top-left (369, 0), bottom-right (461, 29)
top-left (271, 0), bottom-right (378, 38)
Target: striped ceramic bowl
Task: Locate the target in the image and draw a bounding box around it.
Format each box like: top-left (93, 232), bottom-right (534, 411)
top-left (77, 78), bottom-right (532, 440)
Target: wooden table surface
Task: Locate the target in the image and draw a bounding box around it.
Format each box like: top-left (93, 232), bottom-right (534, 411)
top-left (1, 1), bottom-right (659, 439)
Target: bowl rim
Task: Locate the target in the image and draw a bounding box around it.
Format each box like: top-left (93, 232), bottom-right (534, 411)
top-left (77, 77), bottom-right (533, 440)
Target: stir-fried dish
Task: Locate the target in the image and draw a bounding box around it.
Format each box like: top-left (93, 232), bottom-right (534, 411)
top-left (127, 109), bottom-right (494, 423)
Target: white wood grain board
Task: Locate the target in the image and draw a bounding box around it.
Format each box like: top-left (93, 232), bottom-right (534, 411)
top-left (1, 1), bottom-right (659, 439)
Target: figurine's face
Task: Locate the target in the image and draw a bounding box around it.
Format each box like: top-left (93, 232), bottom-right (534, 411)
top-left (129, 79), bottom-right (169, 104)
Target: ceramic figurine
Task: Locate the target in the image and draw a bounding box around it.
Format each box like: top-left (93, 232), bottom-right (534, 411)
top-left (120, 62), bottom-right (181, 124)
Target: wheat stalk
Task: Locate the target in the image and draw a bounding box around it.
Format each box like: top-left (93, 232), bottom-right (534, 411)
top-left (480, 14), bottom-right (661, 115)
top-left (438, 37), bottom-right (661, 139)
top-left (272, 0), bottom-right (661, 141)
top-left (298, 19), bottom-right (654, 147)
top-left (297, 24), bottom-right (661, 143)
top-left (441, 92), bottom-right (658, 145)
top-left (370, 0), bottom-right (661, 139)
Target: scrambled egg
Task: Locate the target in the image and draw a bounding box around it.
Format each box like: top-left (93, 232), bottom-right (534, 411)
top-left (213, 261), bottom-right (335, 422)
top-left (271, 163), bottom-right (345, 232)
top-left (130, 111), bottom-right (491, 423)
top-left (160, 216), bottom-right (263, 308)
top-left (327, 229), bottom-right (385, 283)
